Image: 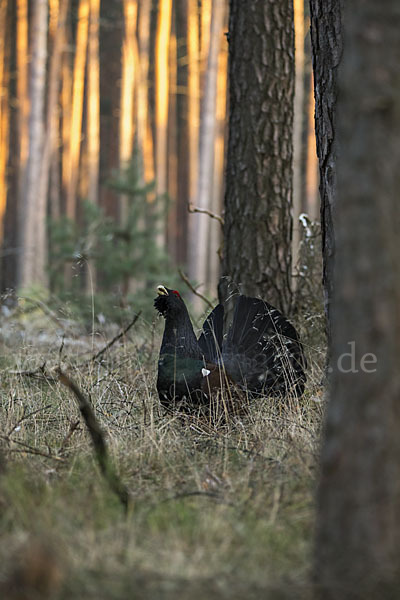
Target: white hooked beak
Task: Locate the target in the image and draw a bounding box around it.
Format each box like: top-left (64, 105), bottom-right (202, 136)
top-left (157, 285), bottom-right (168, 296)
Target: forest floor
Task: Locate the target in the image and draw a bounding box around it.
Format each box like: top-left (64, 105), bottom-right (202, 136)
top-left (0, 303), bottom-right (325, 600)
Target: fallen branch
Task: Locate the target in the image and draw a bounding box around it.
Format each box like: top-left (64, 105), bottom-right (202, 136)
top-left (188, 203), bottom-right (224, 227)
top-left (9, 364), bottom-right (58, 384)
top-left (178, 269), bottom-right (214, 310)
top-left (57, 369), bottom-right (129, 511)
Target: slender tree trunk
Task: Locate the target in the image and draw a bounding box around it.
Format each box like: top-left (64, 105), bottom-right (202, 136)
top-left (292, 0), bottom-right (305, 290)
top-left (16, 0), bottom-right (29, 278)
top-left (175, 0), bottom-right (190, 265)
top-left (155, 0), bottom-right (172, 244)
top-left (189, 0), bottom-right (225, 295)
top-left (16, 0), bottom-right (29, 177)
top-left (219, 0), bottom-right (295, 314)
top-left (119, 0), bottom-right (137, 223)
top-left (61, 43), bottom-right (72, 205)
top-left (37, 0), bottom-right (69, 287)
top-left (200, 0), bottom-right (212, 89)
top-left (315, 3), bottom-right (400, 597)
top-left (305, 74), bottom-right (319, 220)
top-left (85, 0), bottom-right (100, 293)
top-left (137, 0), bottom-right (152, 188)
top-left (167, 26), bottom-right (178, 259)
top-left (87, 0), bottom-right (100, 208)
top-left (49, 0), bottom-right (59, 39)
top-left (208, 18), bottom-right (228, 294)
top-left (187, 0), bottom-right (200, 276)
top-left (65, 0), bottom-right (89, 221)
top-left (0, 0), bottom-right (9, 244)
top-left (309, 0), bottom-right (344, 335)
top-left (19, 0), bottom-right (48, 288)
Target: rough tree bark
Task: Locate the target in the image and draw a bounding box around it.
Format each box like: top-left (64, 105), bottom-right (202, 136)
top-left (309, 0), bottom-right (344, 334)
top-left (315, 3), bottom-right (400, 598)
top-left (219, 0), bottom-right (295, 314)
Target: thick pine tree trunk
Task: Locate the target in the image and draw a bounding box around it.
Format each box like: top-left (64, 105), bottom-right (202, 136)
top-left (315, 3), bottom-right (400, 597)
top-left (309, 0), bottom-right (343, 334)
top-left (219, 0), bottom-right (295, 314)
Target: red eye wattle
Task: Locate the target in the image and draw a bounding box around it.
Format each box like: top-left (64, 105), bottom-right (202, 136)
top-left (172, 290), bottom-right (181, 298)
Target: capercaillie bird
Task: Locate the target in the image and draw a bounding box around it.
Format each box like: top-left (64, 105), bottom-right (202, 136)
top-left (154, 285), bottom-right (306, 411)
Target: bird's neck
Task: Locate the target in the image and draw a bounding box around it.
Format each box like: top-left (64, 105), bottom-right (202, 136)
top-left (160, 311), bottom-right (202, 359)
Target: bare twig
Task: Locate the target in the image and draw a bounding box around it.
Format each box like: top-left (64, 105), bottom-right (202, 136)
top-left (9, 364), bottom-right (58, 384)
top-left (178, 269), bottom-right (214, 310)
top-left (188, 203), bottom-right (224, 227)
top-left (0, 436), bottom-right (65, 462)
top-left (58, 419), bottom-right (80, 454)
top-left (6, 404), bottom-right (52, 438)
top-left (90, 312), bottom-right (142, 363)
top-left (57, 369), bottom-right (130, 511)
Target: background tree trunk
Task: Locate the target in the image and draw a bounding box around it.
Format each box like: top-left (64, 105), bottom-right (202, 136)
top-left (292, 0), bottom-right (305, 291)
top-left (119, 0), bottom-right (137, 224)
top-left (65, 0), bottom-right (89, 221)
top-left (189, 0), bottom-right (225, 297)
top-left (309, 0), bottom-right (343, 335)
top-left (37, 0), bottom-right (69, 288)
top-left (315, 2), bottom-right (400, 597)
top-left (208, 21), bottom-right (228, 294)
top-left (155, 0), bottom-right (172, 245)
top-left (0, 0), bottom-right (9, 244)
top-left (219, 0), bottom-right (295, 314)
top-left (19, 0), bottom-right (48, 288)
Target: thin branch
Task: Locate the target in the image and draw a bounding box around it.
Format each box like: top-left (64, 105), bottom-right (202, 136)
top-left (188, 203), bottom-right (224, 227)
top-left (6, 404), bottom-right (52, 438)
top-left (57, 369), bottom-right (130, 511)
top-left (90, 311), bottom-right (142, 363)
top-left (0, 436), bottom-right (65, 462)
top-left (58, 419), bottom-right (80, 454)
top-left (178, 269), bottom-right (214, 310)
top-left (9, 364), bottom-right (58, 384)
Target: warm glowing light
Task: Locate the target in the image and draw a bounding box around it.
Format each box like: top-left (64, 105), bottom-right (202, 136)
top-left (119, 0), bottom-right (138, 223)
top-left (17, 0), bottom-right (29, 168)
top-left (155, 0), bottom-right (172, 212)
top-left (88, 0), bottom-right (100, 205)
top-left (66, 0), bottom-right (89, 220)
top-left (187, 0), bottom-right (200, 204)
top-left (0, 0), bottom-right (9, 243)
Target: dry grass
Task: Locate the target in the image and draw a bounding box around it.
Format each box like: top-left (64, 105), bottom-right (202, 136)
top-left (0, 307), bottom-right (325, 599)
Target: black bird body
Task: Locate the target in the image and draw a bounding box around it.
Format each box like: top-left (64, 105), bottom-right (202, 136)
top-left (154, 285), bottom-right (306, 409)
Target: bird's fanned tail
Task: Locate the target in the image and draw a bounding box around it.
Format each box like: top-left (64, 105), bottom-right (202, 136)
top-left (220, 296), bottom-right (306, 397)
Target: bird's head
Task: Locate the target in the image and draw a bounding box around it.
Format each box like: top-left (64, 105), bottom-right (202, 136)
top-left (154, 285), bottom-right (185, 318)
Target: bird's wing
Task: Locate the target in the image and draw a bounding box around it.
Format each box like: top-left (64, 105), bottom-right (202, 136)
top-left (197, 303), bottom-right (224, 363)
